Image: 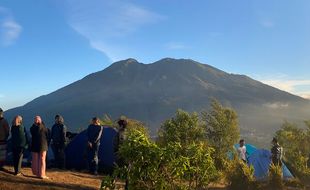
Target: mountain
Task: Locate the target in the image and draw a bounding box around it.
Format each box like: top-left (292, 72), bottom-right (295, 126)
top-left (5, 58), bottom-right (310, 141)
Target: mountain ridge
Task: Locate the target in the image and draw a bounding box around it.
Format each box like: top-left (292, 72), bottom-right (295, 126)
top-left (5, 58), bottom-right (310, 141)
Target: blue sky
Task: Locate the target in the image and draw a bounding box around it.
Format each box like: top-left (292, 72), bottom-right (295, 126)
top-left (1, 0), bottom-right (310, 110)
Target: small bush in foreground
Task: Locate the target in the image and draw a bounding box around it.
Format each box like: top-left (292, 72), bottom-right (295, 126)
top-left (226, 159), bottom-right (258, 190)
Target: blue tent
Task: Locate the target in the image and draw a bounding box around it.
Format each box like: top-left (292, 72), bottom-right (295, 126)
top-left (248, 149), bottom-right (293, 180)
top-left (65, 126), bottom-right (117, 172)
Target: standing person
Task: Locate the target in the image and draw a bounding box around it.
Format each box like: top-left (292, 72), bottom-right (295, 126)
top-left (51, 114), bottom-right (67, 169)
top-left (114, 118), bottom-right (128, 167)
top-left (11, 115), bottom-right (28, 176)
top-left (237, 139), bottom-right (247, 163)
top-left (114, 117), bottom-right (129, 190)
top-left (0, 108), bottom-right (9, 170)
top-left (30, 116), bottom-right (49, 179)
top-left (271, 137), bottom-right (282, 166)
top-left (87, 117), bottom-right (103, 175)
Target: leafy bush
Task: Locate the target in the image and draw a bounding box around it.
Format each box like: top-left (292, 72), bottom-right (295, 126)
top-left (202, 99), bottom-right (240, 170)
top-left (158, 109), bottom-right (205, 146)
top-left (105, 109), bottom-right (218, 190)
top-left (275, 121), bottom-right (310, 178)
top-left (226, 159), bottom-right (258, 190)
top-left (268, 164), bottom-right (284, 190)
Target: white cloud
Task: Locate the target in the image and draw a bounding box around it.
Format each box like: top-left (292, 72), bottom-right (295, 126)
top-left (254, 74), bottom-right (310, 99)
top-left (263, 102), bottom-right (289, 109)
top-left (64, 0), bottom-right (164, 61)
top-left (0, 7), bottom-right (22, 46)
top-left (165, 42), bottom-right (187, 50)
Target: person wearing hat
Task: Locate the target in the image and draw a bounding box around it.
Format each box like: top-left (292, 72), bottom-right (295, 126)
top-left (86, 117), bottom-right (103, 175)
top-left (0, 108), bottom-right (9, 169)
top-left (271, 137), bottom-right (283, 166)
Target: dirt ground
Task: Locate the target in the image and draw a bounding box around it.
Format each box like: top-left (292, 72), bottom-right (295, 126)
top-left (0, 166), bottom-right (102, 190)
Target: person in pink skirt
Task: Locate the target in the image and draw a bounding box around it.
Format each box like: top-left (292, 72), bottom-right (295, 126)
top-left (30, 116), bottom-right (49, 179)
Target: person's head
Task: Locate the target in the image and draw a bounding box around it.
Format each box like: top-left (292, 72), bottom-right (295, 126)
top-left (55, 114), bottom-right (64, 124)
top-left (91, 117), bottom-right (101, 125)
top-left (12, 115), bottom-right (23, 126)
top-left (239, 139), bottom-right (245, 147)
top-left (34, 116), bottom-right (42, 125)
top-left (118, 117), bottom-right (128, 130)
top-left (272, 137), bottom-right (278, 145)
top-left (0, 108), bottom-right (3, 118)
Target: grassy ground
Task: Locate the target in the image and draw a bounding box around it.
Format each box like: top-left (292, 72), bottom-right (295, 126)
top-left (0, 166), bottom-right (102, 190)
top-left (1, 166), bottom-right (309, 190)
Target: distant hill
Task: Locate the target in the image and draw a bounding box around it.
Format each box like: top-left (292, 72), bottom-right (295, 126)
top-left (5, 58), bottom-right (310, 141)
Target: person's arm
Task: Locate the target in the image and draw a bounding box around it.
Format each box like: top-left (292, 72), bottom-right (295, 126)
top-left (24, 127), bottom-right (29, 149)
top-left (4, 119), bottom-right (9, 139)
top-left (62, 125), bottom-right (67, 143)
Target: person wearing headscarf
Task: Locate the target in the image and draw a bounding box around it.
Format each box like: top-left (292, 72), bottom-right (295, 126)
top-left (0, 108), bottom-right (9, 169)
top-left (11, 115), bottom-right (28, 175)
top-left (51, 114), bottom-right (67, 169)
top-left (30, 116), bottom-right (49, 179)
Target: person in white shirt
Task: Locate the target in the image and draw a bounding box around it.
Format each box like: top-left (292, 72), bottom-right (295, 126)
top-left (237, 139), bottom-right (247, 163)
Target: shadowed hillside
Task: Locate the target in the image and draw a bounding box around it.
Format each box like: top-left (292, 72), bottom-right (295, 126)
top-left (5, 58), bottom-right (310, 141)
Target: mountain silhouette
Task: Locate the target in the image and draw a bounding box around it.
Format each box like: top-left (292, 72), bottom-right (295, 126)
top-left (5, 58), bottom-right (310, 138)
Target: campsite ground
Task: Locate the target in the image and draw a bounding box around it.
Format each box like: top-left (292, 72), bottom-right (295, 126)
top-left (0, 166), bottom-right (102, 190)
top-left (1, 166), bottom-right (309, 190)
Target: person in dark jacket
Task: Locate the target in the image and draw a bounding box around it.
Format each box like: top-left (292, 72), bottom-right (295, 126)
top-left (11, 115), bottom-right (28, 175)
top-left (114, 118), bottom-right (128, 167)
top-left (113, 117), bottom-right (129, 190)
top-left (51, 115), bottom-right (67, 169)
top-left (30, 116), bottom-right (49, 179)
top-left (0, 108), bottom-right (9, 169)
top-left (271, 137), bottom-right (283, 166)
top-left (87, 117), bottom-right (103, 175)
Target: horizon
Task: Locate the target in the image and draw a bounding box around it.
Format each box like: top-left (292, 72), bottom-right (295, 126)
top-left (1, 0), bottom-right (310, 110)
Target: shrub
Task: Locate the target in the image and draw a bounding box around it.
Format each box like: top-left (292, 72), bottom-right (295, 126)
top-left (268, 164), bottom-right (284, 190)
top-left (226, 159), bottom-right (258, 190)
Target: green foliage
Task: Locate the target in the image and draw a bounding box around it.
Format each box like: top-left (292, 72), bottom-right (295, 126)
top-left (284, 178), bottom-right (304, 189)
top-left (226, 159), bottom-right (258, 190)
top-left (117, 129), bottom-right (165, 189)
top-left (158, 109), bottom-right (205, 146)
top-left (100, 114), bottom-right (115, 127)
top-left (275, 121), bottom-right (310, 177)
top-left (163, 142), bottom-right (218, 189)
top-left (202, 99), bottom-right (240, 169)
top-left (268, 164), bottom-right (284, 190)
top-left (107, 111), bottom-right (218, 190)
top-left (100, 175), bottom-right (115, 190)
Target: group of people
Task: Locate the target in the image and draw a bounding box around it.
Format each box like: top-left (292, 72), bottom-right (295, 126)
top-left (0, 108), bottom-right (67, 179)
top-left (237, 138), bottom-right (283, 166)
top-left (0, 107), bottom-right (127, 179)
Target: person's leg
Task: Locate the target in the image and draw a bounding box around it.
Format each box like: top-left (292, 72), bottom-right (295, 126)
top-left (0, 141), bottom-right (7, 168)
top-left (51, 143), bottom-right (59, 168)
top-left (58, 144), bottom-right (65, 169)
top-left (39, 151), bottom-right (47, 177)
top-left (12, 147), bottom-right (19, 174)
top-left (31, 152), bottom-right (39, 176)
top-left (87, 147), bottom-right (94, 173)
top-left (93, 144), bottom-right (99, 175)
top-left (17, 148), bottom-right (24, 175)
